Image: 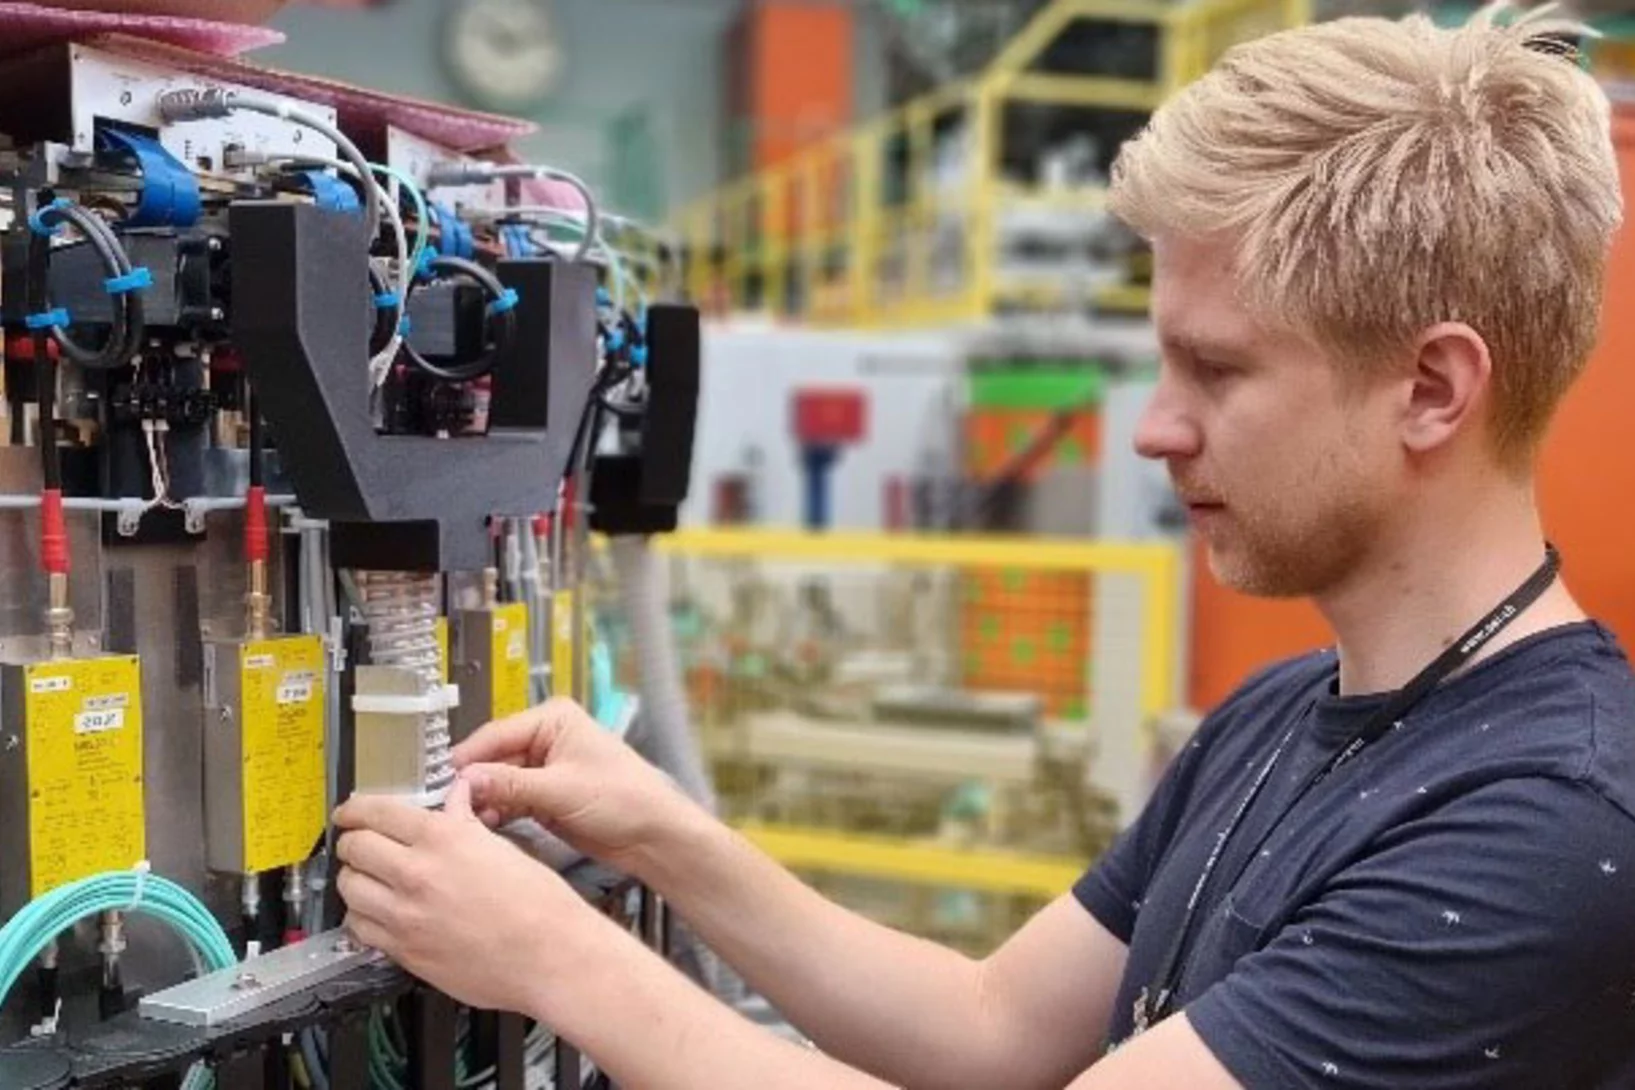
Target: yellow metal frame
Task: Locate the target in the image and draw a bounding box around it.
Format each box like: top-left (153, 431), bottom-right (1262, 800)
top-left (654, 526), bottom-right (1181, 729)
top-left (676, 0), bottom-right (1309, 329)
top-left (740, 824), bottom-right (1083, 900)
top-left (654, 527), bottom-right (1183, 901)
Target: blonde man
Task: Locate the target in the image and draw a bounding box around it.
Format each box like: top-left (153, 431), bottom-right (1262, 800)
top-left (333, 6), bottom-right (1635, 1088)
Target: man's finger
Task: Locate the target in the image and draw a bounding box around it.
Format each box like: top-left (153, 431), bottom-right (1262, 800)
top-left (462, 762), bottom-right (564, 822)
top-left (443, 776), bottom-right (475, 821)
top-left (343, 911), bottom-right (394, 957)
top-left (336, 866), bottom-right (397, 922)
top-left (335, 793), bottom-right (435, 845)
top-left (452, 698), bottom-right (579, 770)
top-left (336, 829), bottom-right (415, 888)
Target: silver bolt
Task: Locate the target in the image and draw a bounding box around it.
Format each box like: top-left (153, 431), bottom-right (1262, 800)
top-left (232, 971), bottom-right (261, 990)
top-left (333, 935), bottom-right (357, 954)
top-left (4, 735), bottom-right (18, 752)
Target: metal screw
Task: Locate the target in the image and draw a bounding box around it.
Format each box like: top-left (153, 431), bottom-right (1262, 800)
top-left (207, 237), bottom-right (223, 252)
top-left (117, 510), bottom-right (140, 538)
top-left (209, 307), bottom-right (225, 322)
top-left (4, 735), bottom-right (18, 752)
top-left (119, 91), bottom-right (132, 106)
top-left (333, 936), bottom-right (357, 954)
top-left (232, 971), bottom-right (261, 990)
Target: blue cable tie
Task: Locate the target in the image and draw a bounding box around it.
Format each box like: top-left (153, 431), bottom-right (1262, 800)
top-left (487, 288), bottom-right (520, 317)
top-left (374, 292), bottom-right (401, 309)
top-left (398, 315), bottom-right (413, 336)
top-left (27, 198), bottom-right (71, 237)
top-left (606, 328), bottom-right (625, 352)
top-left (596, 287), bottom-right (612, 307)
top-left (631, 343), bottom-right (649, 368)
top-left (104, 267), bottom-right (154, 295)
top-left (25, 308), bottom-right (69, 331)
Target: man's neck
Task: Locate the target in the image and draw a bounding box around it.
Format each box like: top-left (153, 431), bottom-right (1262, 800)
top-left (1316, 481), bottom-right (1585, 696)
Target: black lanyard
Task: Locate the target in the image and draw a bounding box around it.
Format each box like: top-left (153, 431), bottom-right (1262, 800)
top-left (1131, 544), bottom-right (1562, 1036)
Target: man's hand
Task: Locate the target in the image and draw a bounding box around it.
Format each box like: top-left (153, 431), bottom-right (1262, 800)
top-left (453, 697), bottom-right (701, 877)
top-left (334, 778), bottom-right (607, 1017)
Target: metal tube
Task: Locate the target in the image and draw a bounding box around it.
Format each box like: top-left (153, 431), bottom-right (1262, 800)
top-left (283, 863), bottom-right (307, 943)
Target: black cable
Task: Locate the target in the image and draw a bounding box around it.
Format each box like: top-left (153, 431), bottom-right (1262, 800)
top-left (26, 231), bottom-right (61, 491)
top-left (30, 201), bottom-right (145, 372)
top-left (399, 255), bottom-right (517, 384)
top-left (247, 385), bottom-right (264, 489)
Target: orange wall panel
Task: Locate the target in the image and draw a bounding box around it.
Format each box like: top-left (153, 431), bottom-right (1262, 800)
top-left (752, 2), bottom-right (853, 169)
top-left (1535, 112), bottom-right (1635, 659)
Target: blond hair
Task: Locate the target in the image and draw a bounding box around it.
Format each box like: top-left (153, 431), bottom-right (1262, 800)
top-left (1109, 3), bottom-right (1623, 461)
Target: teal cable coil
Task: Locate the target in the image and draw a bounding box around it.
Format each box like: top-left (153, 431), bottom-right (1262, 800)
top-left (0, 868), bottom-right (237, 1090)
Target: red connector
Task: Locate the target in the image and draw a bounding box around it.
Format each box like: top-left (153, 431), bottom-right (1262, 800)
top-left (40, 488), bottom-right (69, 576)
top-left (283, 928), bottom-right (306, 947)
top-left (244, 485), bottom-right (269, 563)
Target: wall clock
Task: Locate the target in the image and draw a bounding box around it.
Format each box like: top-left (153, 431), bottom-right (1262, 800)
top-left (442, 0), bottom-right (562, 113)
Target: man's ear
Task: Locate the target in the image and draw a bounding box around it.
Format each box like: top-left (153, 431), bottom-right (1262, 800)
top-left (1400, 322), bottom-right (1493, 455)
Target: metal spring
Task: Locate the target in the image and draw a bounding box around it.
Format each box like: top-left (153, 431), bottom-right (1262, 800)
top-left (354, 571), bottom-right (454, 795)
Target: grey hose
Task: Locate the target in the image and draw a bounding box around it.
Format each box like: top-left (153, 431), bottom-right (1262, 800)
top-left (609, 535), bottom-right (715, 812)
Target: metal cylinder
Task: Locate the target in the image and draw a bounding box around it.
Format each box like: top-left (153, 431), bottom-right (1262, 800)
top-left (46, 571), bottom-right (72, 660)
top-left (354, 571), bottom-right (453, 797)
top-left (247, 558), bottom-right (271, 641)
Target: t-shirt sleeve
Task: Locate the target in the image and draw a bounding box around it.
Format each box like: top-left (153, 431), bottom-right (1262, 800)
top-left (1073, 656), bottom-right (1312, 942)
top-left (1073, 731), bottom-right (1207, 942)
top-left (1186, 776), bottom-right (1635, 1090)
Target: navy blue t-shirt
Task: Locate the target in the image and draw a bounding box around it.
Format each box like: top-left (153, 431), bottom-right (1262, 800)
top-left (1076, 621), bottom-right (1635, 1089)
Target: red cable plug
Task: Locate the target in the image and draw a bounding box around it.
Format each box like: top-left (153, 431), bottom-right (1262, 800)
top-left (40, 489), bottom-right (69, 576)
top-left (283, 928), bottom-right (306, 947)
top-left (244, 485), bottom-right (269, 563)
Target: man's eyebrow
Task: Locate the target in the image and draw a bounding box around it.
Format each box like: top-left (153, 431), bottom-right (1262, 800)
top-left (1161, 332), bottom-right (1249, 359)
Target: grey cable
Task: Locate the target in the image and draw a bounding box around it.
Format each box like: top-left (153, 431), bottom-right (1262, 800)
top-left (157, 88), bottom-right (381, 243)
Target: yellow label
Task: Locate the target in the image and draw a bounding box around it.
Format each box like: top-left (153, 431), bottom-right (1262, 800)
top-left (434, 616), bottom-right (450, 685)
top-left (25, 656), bottom-right (145, 897)
top-left (490, 603), bottom-right (531, 720)
top-left (551, 590), bottom-right (579, 701)
top-left (240, 636), bottom-right (327, 874)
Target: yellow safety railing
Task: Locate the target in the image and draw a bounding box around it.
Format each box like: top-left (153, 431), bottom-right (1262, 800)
top-left (634, 527), bottom-right (1184, 950)
top-left (674, 0), bottom-right (1308, 329)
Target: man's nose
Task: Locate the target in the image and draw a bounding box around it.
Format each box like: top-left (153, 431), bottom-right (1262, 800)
top-left (1133, 381), bottom-right (1201, 462)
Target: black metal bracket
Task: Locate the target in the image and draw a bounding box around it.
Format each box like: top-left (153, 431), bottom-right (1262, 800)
top-left (229, 201), bottom-right (596, 571)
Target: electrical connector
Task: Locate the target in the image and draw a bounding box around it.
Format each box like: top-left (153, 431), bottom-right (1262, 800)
top-left (156, 87), bottom-right (236, 123)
